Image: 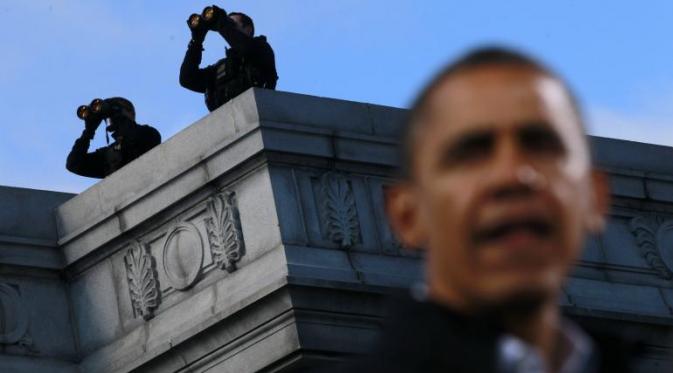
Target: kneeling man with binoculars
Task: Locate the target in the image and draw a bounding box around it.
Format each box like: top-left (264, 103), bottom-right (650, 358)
top-left (66, 97), bottom-right (161, 178)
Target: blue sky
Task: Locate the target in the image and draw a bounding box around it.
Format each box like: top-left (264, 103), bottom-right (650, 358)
top-left (2, 1), bottom-right (673, 193)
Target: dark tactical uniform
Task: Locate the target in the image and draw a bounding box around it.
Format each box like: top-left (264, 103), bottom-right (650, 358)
top-left (179, 16), bottom-right (277, 111)
top-left (66, 124), bottom-right (161, 178)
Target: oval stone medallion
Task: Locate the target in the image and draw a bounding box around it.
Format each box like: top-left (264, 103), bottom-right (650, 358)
top-left (162, 223), bottom-right (204, 290)
top-left (0, 284), bottom-right (28, 344)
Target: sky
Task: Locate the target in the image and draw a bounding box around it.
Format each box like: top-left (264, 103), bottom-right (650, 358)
top-left (2, 1), bottom-right (673, 193)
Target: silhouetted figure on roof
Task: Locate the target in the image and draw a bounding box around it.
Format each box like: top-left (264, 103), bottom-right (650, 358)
top-left (67, 97), bottom-right (161, 178)
top-left (180, 5), bottom-right (278, 112)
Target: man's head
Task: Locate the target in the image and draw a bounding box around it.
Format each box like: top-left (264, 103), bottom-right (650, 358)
top-left (386, 47), bottom-right (609, 313)
top-left (104, 97), bottom-right (136, 138)
top-left (229, 12), bottom-right (254, 37)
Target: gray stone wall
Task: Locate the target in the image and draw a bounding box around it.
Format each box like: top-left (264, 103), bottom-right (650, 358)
top-left (0, 89), bottom-right (672, 372)
top-left (0, 186), bottom-right (77, 372)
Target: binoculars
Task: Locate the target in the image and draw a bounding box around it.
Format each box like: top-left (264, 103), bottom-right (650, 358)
top-left (76, 98), bottom-right (118, 120)
top-left (188, 6), bottom-right (222, 31)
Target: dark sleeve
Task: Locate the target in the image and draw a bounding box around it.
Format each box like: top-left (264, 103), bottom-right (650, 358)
top-left (134, 125), bottom-right (161, 156)
top-left (66, 130), bottom-right (106, 178)
top-left (257, 40), bottom-right (278, 88)
top-left (143, 126), bottom-right (161, 151)
top-left (179, 41), bottom-right (215, 93)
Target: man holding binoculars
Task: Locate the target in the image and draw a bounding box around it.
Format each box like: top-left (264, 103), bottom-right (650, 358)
top-left (66, 97), bottom-right (161, 178)
top-left (180, 5), bottom-right (278, 111)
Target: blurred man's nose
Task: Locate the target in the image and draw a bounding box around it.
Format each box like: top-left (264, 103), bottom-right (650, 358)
top-left (487, 136), bottom-right (544, 200)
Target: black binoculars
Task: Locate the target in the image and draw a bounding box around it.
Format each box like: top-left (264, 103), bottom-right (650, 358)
top-left (76, 98), bottom-right (118, 120)
top-left (188, 6), bottom-right (223, 31)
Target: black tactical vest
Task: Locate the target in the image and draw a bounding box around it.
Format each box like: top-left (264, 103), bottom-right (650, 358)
top-left (205, 48), bottom-right (268, 111)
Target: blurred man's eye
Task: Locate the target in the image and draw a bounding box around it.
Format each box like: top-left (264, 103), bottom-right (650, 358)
top-left (518, 123), bottom-right (566, 156)
top-left (440, 131), bottom-right (494, 167)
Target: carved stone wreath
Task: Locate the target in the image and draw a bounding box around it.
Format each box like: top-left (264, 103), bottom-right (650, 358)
top-left (320, 172), bottom-right (360, 249)
top-left (205, 190), bottom-right (246, 273)
top-left (629, 215), bottom-right (673, 279)
top-left (124, 241), bottom-right (160, 320)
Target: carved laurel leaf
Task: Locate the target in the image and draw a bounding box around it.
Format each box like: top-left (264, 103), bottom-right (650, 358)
top-left (321, 172), bottom-right (359, 248)
top-left (125, 243), bottom-right (159, 320)
top-left (221, 192), bottom-right (245, 273)
top-left (205, 213), bottom-right (226, 270)
top-left (629, 216), bottom-right (673, 279)
top-left (206, 191), bottom-right (245, 272)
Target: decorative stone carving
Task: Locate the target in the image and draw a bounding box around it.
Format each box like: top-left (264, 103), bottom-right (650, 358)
top-left (0, 284), bottom-right (29, 345)
top-left (629, 215), bottom-right (673, 279)
top-left (124, 242), bottom-right (160, 320)
top-left (320, 172), bottom-right (360, 248)
top-left (205, 191), bottom-right (246, 273)
top-left (162, 222), bottom-right (204, 290)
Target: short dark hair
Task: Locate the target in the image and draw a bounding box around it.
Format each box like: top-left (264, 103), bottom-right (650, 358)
top-left (229, 12), bottom-right (254, 36)
top-left (400, 46), bottom-right (584, 179)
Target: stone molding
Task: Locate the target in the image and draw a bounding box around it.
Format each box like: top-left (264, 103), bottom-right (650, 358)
top-left (116, 186), bottom-right (252, 325)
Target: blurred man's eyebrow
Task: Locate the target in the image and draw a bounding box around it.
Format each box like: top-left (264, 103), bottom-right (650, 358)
top-left (449, 127), bottom-right (494, 148)
top-left (517, 121), bottom-right (567, 154)
top-left (438, 127), bottom-right (495, 164)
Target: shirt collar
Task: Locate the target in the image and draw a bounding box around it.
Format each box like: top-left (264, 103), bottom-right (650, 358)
top-left (497, 318), bottom-right (594, 373)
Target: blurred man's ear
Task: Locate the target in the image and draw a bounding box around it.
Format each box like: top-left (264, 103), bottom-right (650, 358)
top-left (586, 169), bottom-right (611, 233)
top-left (385, 183), bottom-right (426, 250)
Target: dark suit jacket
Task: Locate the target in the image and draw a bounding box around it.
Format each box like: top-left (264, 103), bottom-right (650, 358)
top-left (327, 294), bottom-right (640, 373)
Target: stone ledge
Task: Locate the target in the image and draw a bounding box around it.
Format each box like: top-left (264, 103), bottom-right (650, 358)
top-left (0, 355), bottom-right (77, 373)
top-left (82, 277), bottom-right (291, 373)
top-left (593, 136), bottom-right (673, 176)
top-left (0, 239), bottom-right (63, 269)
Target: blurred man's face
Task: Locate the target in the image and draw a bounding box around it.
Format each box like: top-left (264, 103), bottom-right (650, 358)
top-left (388, 66), bottom-right (606, 311)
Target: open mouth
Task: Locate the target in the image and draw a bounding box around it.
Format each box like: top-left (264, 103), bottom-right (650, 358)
top-left (474, 217), bottom-right (553, 246)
